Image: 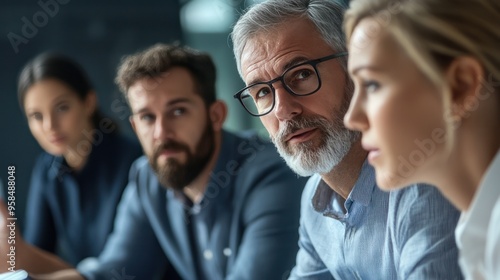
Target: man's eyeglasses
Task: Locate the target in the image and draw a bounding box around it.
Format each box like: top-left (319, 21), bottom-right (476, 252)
top-left (234, 52), bottom-right (348, 117)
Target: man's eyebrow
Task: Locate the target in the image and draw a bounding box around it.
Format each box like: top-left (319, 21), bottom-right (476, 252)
top-left (131, 98), bottom-right (193, 115)
top-left (247, 56), bottom-right (310, 86)
top-left (167, 97), bottom-right (193, 107)
top-left (131, 107), bottom-right (150, 116)
top-left (281, 56), bottom-right (309, 72)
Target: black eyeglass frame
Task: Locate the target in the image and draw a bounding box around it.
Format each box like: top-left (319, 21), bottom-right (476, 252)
top-left (234, 52), bottom-right (348, 117)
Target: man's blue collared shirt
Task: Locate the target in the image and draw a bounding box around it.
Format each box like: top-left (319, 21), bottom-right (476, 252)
top-left (290, 161), bottom-right (463, 280)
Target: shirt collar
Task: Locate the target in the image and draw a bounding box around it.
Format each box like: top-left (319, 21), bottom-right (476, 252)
top-left (48, 155), bottom-right (67, 181)
top-left (456, 150), bottom-right (500, 245)
top-left (348, 160), bottom-right (376, 207)
top-left (47, 132), bottom-right (115, 181)
top-left (312, 159), bottom-right (376, 222)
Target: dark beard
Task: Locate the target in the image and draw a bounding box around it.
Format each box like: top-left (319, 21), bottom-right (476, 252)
top-left (150, 118), bottom-right (215, 191)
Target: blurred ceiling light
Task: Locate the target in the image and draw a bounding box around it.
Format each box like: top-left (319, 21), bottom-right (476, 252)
top-left (181, 0), bottom-right (235, 33)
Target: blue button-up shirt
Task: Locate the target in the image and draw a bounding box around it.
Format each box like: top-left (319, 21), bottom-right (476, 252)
top-left (290, 161), bottom-right (463, 280)
top-left (80, 130), bottom-right (308, 280)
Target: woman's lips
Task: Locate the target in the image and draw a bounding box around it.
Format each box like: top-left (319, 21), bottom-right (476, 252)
top-left (50, 136), bottom-right (66, 145)
top-left (367, 149), bottom-right (381, 163)
top-left (363, 143), bottom-right (380, 163)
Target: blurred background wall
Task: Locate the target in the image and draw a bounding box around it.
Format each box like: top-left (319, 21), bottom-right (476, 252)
top-left (0, 0), bottom-right (265, 225)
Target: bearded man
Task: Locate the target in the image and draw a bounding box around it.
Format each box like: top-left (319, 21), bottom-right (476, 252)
top-left (231, 0), bottom-right (463, 279)
top-left (2, 44), bottom-right (307, 280)
top-left (80, 43), bottom-right (307, 280)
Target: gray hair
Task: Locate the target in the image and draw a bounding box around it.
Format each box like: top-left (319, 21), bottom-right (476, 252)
top-left (231, 0), bottom-right (349, 78)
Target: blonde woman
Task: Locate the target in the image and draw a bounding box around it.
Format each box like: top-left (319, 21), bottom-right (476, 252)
top-left (343, 0), bottom-right (500, 279)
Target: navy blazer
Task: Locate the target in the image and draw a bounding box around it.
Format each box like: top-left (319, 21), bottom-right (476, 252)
top-left (81, 130), bottom-right (308, 280)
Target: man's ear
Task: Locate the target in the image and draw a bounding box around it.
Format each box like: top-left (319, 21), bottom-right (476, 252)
top-left (84, 90), bottom-right (98, 118)
top-left (445, 56), bottom-right (485, 116)
top-left (209, 100), bottom-right (227, 131)
top-left (129, 115), bottom-right (137, 134)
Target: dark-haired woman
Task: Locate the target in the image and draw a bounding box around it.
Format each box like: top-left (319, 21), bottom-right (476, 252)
top-left (17, 52), bottom-right (142, 270)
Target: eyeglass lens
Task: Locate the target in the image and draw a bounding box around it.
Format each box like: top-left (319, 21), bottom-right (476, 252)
top-left (240, 63), bottom-right (320, 115)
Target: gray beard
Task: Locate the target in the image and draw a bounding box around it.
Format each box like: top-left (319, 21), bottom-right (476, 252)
top-left (271, 113), bottom-right (359, 177)
top-left (271, 77), bottom-right (359, 177)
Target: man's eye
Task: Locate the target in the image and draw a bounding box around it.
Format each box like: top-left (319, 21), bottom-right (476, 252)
top-left (256, 87), bottom-right (272, 99)
top-left (295, 69), bottom-right (314, 80)
top-left (172, 108), bottom-right (186, 116)
top-left (56, 104), bottom-right (69, 112)
top-left (287, 67), bottom-right (315, 84)
top-left (285, 67), bottom-right (316, 90)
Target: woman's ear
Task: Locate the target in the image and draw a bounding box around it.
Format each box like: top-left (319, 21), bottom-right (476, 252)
top-left (445, 56), bottom-right (485, 118)
top-left (209, 100), bottom-right (227, 131)
top-left (84, 90), bottom-right (98, 118)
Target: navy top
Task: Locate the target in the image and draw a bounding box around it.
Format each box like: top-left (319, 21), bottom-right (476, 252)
top-left (80, 130), bottom-right (308, 280)
top-left (23, 131), bottom-right (142, 266)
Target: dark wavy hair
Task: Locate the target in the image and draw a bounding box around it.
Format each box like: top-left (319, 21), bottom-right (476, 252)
top-left (115, 43), bottom-right (217, 106)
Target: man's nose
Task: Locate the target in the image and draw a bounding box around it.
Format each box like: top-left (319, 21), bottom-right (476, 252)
top-left (153, 117), bottom-right (174, 141)
top-left (273, 85), bottom-right (303, 121)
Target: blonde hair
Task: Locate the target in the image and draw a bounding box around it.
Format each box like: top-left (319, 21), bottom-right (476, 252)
top-left (345, 0), bottom-right (500, 90)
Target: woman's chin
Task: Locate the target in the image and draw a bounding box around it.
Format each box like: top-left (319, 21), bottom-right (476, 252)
top-left (375, 170), bottom-right (412, 191)
top-left (45, 147), bottom-right (66, 157)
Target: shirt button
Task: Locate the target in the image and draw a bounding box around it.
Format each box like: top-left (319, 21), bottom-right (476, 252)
top-left (192, 204), bottom-right (201, 214)
top-left (203, 249), bottom-right (213, 260)
top-left (223, 248), bottom-right (232, 257)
